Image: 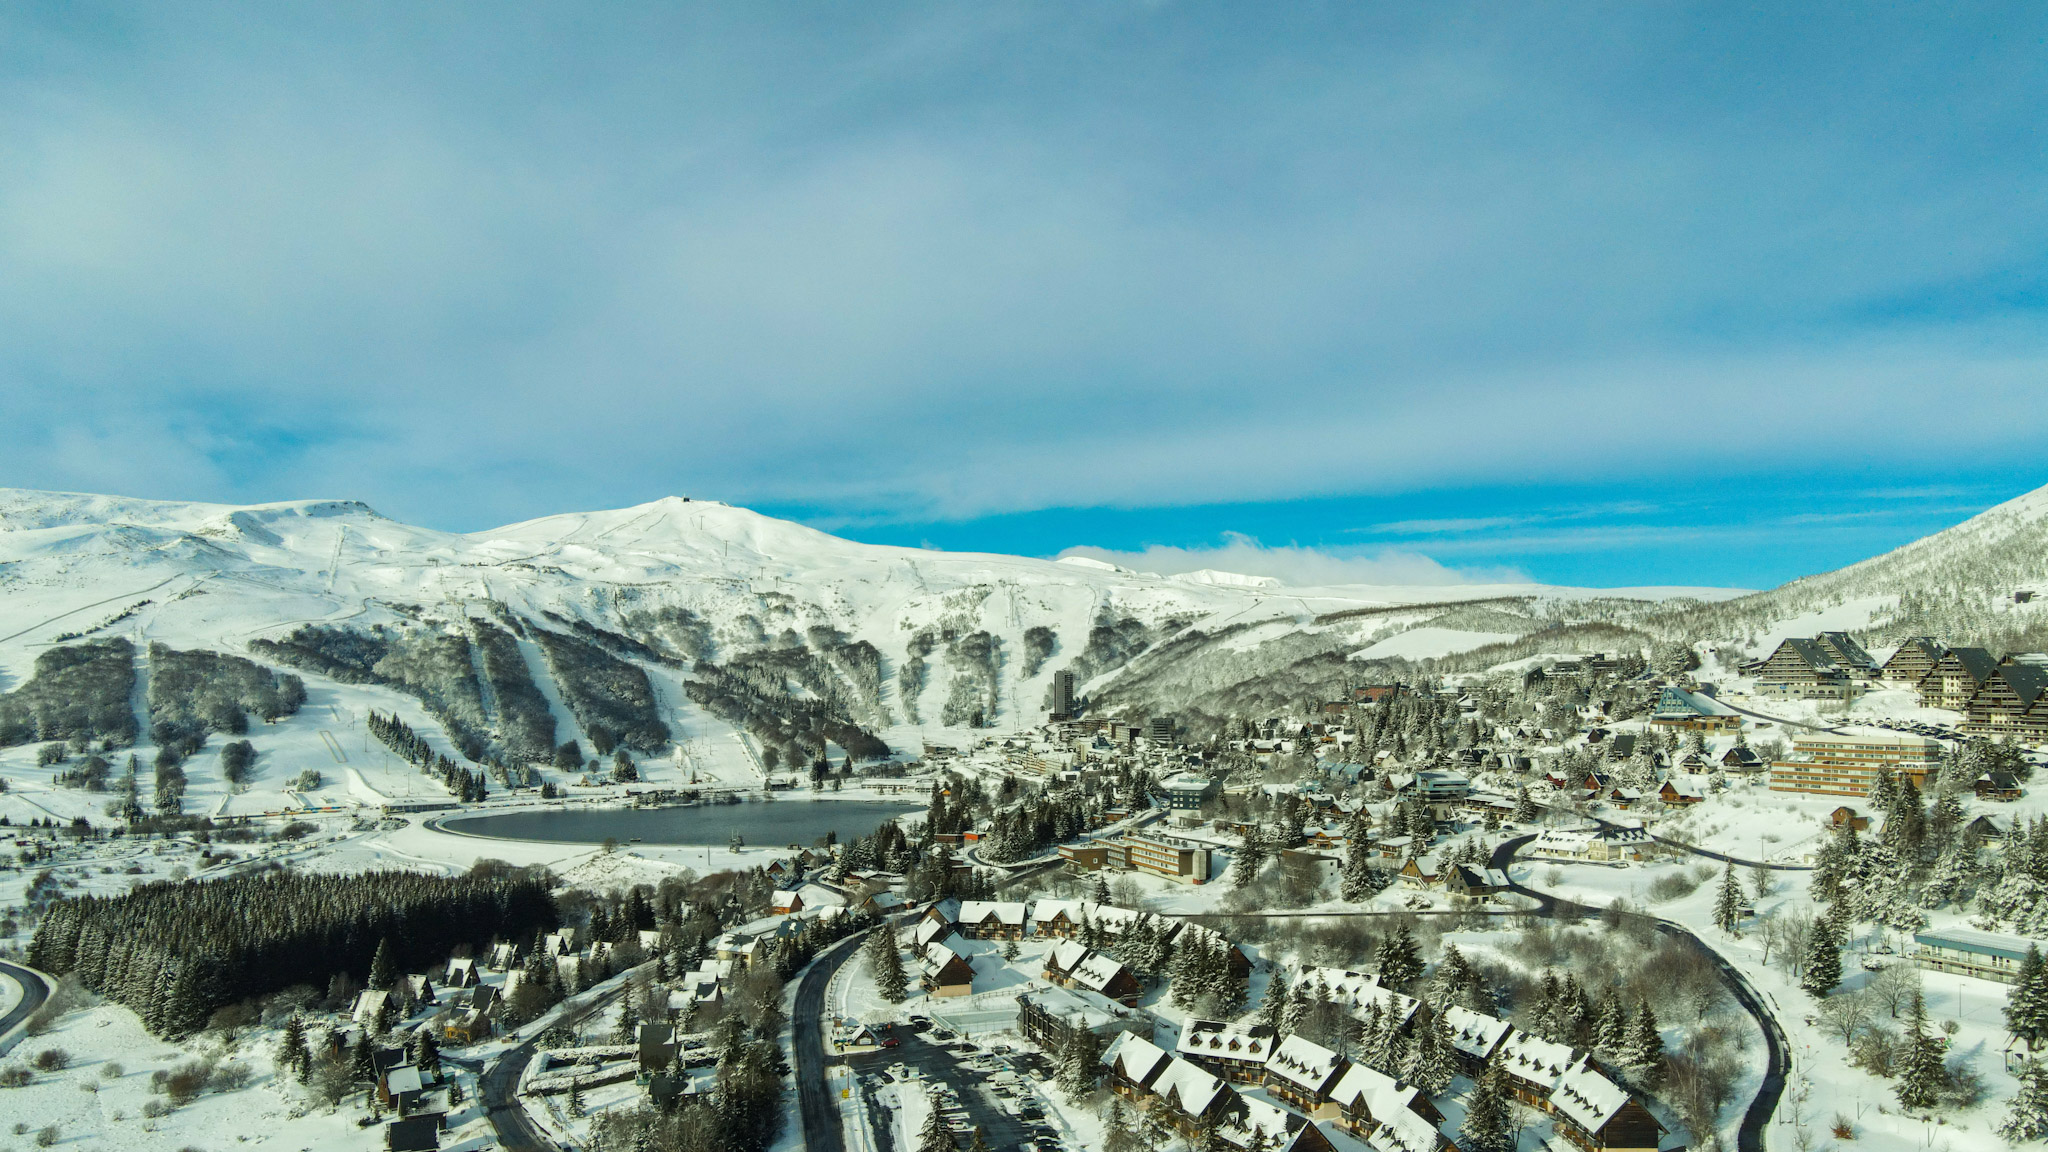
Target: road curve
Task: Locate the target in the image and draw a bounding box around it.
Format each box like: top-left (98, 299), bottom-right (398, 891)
top-left (0, 959), bottom-right (54, 1056)
top-left (1488, 834), bottom-right (1790, 1152)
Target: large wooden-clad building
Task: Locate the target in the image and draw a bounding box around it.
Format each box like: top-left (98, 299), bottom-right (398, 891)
top-left (1964, 661), bottom-right (2048, 743)
top-left (1549, 1065), bottom-right (1667, 1152)
top-left (1918, 646), bottom-right (1999, 711)
top-left (1752, 638), bottom-right (1858, 700)
top-left (1881, 637), bottom-right (1947, 686)
top-left (1769, 732), bottom-right (1943, 796)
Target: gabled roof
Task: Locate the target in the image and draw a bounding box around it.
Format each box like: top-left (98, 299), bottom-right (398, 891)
top-left (1178, 1019), bottom-right (1275, 1062)
top-left (1047, 940), bottom-right (1091, 974)
top-left (1767, 637), bottom-right (1841, 676)
top-left (1221, 1095), bottom-right (1303, 1150)
top-left (1442, 1006), bottom-right (1511, 1060)
top-left (1071, 952), bottom-right (1133, 994)
top-left (1328, 1061), bottom-right (1421, 1122)
top-left (1151, 1057), bottom-right (1228, 1117)
top-left (1265, 1034), bottom-right (1343, 1092)
top-left (1103, 1032), bottom-right (1170, 1087)
top-left (1990, 662), bottom-right (2048, 708)
top-left (1817, 631), bottom-right (1879, 672)
top-left (1367, 1104), bottom-right (1443, 1152)
top-left (1031, 899), bottom-right (1082, 925)
top-left (1549, 1064), bottom-right (1637, 1134)
top-left (1497, 1031), bottom-right (1581, 1090)
top-left (957, 900), bottom-right (1027, 925)
top-left (914, 918), bottom-right (952, 948)
top-left (1933, 646), bottom-right (1999, 683)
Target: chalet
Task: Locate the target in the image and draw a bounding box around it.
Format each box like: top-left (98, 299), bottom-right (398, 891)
top-left (1605, 787), bottom-right (1640, 809)
top-left (1657, 775), bottom-right (1709, 806)
top-left (769, 890), bottom-right (802, 915)
top-left (1329, 1063), bottom-right (1444, 1151)
top-left (1550, 1064), bottom-right (1664, 1152)
top-left (378, 1063), bottom-right (427, 1114)
top-left (1964, 662), bottom-right (2048, 743)
top-left (1218, 1096), bottom-right (1338, 1152)
top-left (1720, 745), bottom-right (1764, 772)
top-left (1146, 1057), bottom-right (1236, 1137)
top-left (912, 917), bottom-right (953, 949)
top-left (1829, 806), bottom-right (1871, 831)
top-left (486, 943), bottom-right (517, 971)
top-left (1043, 942), bottom-right (1145, 1006)
top-left (638, 1020), bottom-right (677, 1073)
top-left (920, 940), bottom-right (975, 997)
top-left (1918, 646), bottom-right (1999, 711)
top-left (1496, 1031), bottom-right (1584, 1105)
top-left (1978, 771), bottom-right (2024, 801)
top-left (352, 989), bottom-right (392, 1028)
top-left (1176, 1019), bottom-right (1277, 1083)
top-left (1398, 855), bottom-right (1443, 888)
top-left (1104, 1033), bottom-right (1172, 1100)
top-left (442, 958), bottom-right (477, 988)
top-left (402, 975), bottom-right (437, 1006)
top-left (1031, 900), bottom-right (1084, 937)
top-left (861, 891), bottom-right (907, 917)
top-left (1649, 686), bottom-right (1742, 732)
top-left (1445, 864), bottom-right (1511, 900)
top-left (955, 900), bottom-right (1028, 940)
top-left (1964, 813), bottom-right (2010, 841)
top-left (1528, 825), bottom-right (1660, 863)
top-left (1881, 637), bottom-right (1947, 686)
top-left (1606, 733), bottom-right (1638, 761)
top-left (1263, 1034), bottom-right (1345, 1112)
top-left (1443, 1006), bottom-right (1512, 1072)
top-left (1753, 637), bottom-right (1857, 701)
top-left (441, 1007), bottom-right (491, 1045)
top-left (1290, 967), bottom-right (1420, 1028)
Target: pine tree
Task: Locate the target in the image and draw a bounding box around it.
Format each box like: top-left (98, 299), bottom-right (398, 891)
top-left (2010, 944), bottom-right (2048, 1051)
top-left (869, 930), bottom-right (908, 1004)
top-left (1626, 1000), bottom-right (1663, 1086)
top-left (567, 1080), bottom-right (586, 1117)
top-left (414, 1029), bottom-right (441, 1079)
top-left (1262, 977), bottom-right (1293, 1031)
top-left (1801, 920), bottom-right (1843, 997)
top-left (2000, 1057), bottom-right (2048, 1142)
top-left (1232, 825), bottom-right (1268, 886)
top-left (1341, 838), bottom-right (1386, 902)
top-left (368, 937), bottom-right (397, 992)
top-left (1512, 786), bottom-right (1538, 824)
top-left (1375, 925), bottom-right (1423, 988)
top-left (1104, 1096), bottom-right (1143, 1152)
top-left (1712, 862), bottom-right (1744, 935)
top-left (351, 1033), bottom-right (376, 1087)
top-left (1894, 988), bottom-right (1946, 1112)
top-left (1403, 1003), bottom-right (1455, 1095)
top-left (1461, 1059), bottom-right (1515, 1152)
top-left (917, 1098), bottom-right (954, 1152)
top-left (1092, 874), bottom-right (1112, 905)
top-left (280, 1014), bottom-right (311, 1082)
top-left (1059, 1024), bottom-right (1103, 1099)
top-left (1595, 991), bottom-right (1628, 1055)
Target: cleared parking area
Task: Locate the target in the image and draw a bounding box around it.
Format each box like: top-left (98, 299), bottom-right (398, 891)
top-left (849, 1024), bottom-right (1069, 1152)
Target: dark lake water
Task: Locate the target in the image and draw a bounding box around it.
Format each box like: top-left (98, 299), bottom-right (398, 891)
top-left (437, 800), bottom-right (919, 847)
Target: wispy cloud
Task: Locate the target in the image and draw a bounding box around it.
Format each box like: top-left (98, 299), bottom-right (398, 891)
top-left (1058, 533), bottom-right (1526, 588)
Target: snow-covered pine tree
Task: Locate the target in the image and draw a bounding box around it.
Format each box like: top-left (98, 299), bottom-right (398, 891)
top-left (1058, 1024), bottom-right (1102, 1099)
top-left (2009, 944), bottom-right (2048, 1050)
top-left (1713, 862), bottom-right (1744, 935)
top-left (1801, 920), bottom-right (1843, 997)
top-left (1374, 925), bottom-right (1424, 988)
top-left (1626, 1000), bottom-right (1664, 1087)
top-left (1894, 988), bottom-right (1946, 1111)
top-left (1262, 976), bottom-right (1292, 1031)
top-left (869, 930), bottom-right (908, 1004)
top-left (2000, 1058), bottom-right (2048, 1142)
top-left (1232, 825), bottom-right (1268, 886)
top-left (279, 1014), bottom-right (311, 1082)
top-left (368, 937), bottom-right (398, 992)
top-left (1461, 1059), bottom-right (1515, 1152)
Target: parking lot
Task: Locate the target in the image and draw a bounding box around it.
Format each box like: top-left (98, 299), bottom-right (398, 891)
top-left (848, 1020), bottom-right (1071, 1152)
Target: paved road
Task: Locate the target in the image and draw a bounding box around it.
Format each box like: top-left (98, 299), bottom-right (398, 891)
top-left (1487, 834), bottom-right (1791, 1152)
top-left (795, 930), bottom-right (872, 1152)
top-left (0, 960), bottom-right (53, 1055)
top-left (461, 967), bottom-right (648, 1152)
top-left (1575, 810), bottom-right (1814, 872)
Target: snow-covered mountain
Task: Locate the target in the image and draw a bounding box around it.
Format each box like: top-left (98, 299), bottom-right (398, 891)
top-left (0, 488), bottom-right (1738, 769)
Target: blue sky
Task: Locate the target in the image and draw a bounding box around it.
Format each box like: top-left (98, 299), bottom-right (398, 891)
top-left (1, 4), bottom-right (2045, 588)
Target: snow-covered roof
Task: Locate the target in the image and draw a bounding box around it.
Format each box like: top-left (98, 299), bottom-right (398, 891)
top-left (958, 900), bottom-right (1026, 925)
top-left (385, 1065), bottom-right (424, 1095)
top-left (1265, 1035), bottom-right (1343, 1092)
top-left (1497, 1031), bottom-right (1581, 1091)
top-left (1367, 1103), bottom-right (1443, 1152)
top-left (1151, 1058), bottom-right (1227, 1117)
top-left (1031, 899), bottom-right (1081, 925)
top-left (1071, 952), bottom-right (1132, 994)
top-left (1047, 940), bottom-right (1091, 974)
top-left (1327, 1062), bottom-right (1420, 1123)
top-left (1220, 1095), bottom-right (1299, 1149)
top-left (771, 889), bottom-right (801, 906)
top-left (1178, 1019), bottom-right (1275, 1063)
top-left (1103, 1033), bottom-right (1170, 1085)
top-left (1442, 1006), bottom-right (1511, 1060)
top-left (1292, 966), bottom-right (1376, 1003)
top-left (913, 918), bottom-right (952, 948)
top-left (1549, 1064), bottom-right (1634, 1134)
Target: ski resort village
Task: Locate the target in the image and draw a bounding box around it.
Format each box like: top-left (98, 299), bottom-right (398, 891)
top-left (0, 483), bottom-right (2047, 1152)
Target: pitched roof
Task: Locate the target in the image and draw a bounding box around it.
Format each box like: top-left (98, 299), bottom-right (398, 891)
top-left (1103, 1033), bottom-right (1170, 1086)
top-left (957, 900), bottom-right (1027, 925)
top-left (1497, 1031), bottom-right (1581, 1091)
top-left (1031, 899), bottom-right (1082, 925)
top-left (1442, 1007), bottom-right (1511, 1060)
top-left (1265, 1034), bottom-right (1343, 1092)
top-left (1367, 1105), bottom-right (1443, 1152)
top-left (1046, 940), bottom-right (1091, 974)
top-left (1071, 952), bottom-right (1133, 994)
top-left (1178, 1019), bottom-right (1275, 1063)
top-left (1151, 1057), bottom-right (1228, 1117)
top-left (1548, 1064), bottom-right (1636, 1134)
top-left (1328, 1062), bottom-right (1421, 1122)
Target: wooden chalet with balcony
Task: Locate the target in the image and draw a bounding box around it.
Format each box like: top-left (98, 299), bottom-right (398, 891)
top-left (1881, 637), bottom-right (1947, 686)
top-left (1964, 662), bottom-right (2048, 742)
top-left (1753, 638), bottom-right (1857, 700)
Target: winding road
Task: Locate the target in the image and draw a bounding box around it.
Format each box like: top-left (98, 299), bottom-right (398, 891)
top-left (794, 930), bottom-right (873, 1152)
top-left (0, 959), bottom-right (54, 1056)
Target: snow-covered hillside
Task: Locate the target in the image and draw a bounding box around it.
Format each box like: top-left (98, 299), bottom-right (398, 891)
top-left (0, 488), bottom-right (1743, 781)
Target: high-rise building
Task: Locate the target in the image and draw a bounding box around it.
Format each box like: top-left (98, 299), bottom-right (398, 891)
top-left (1769, 733), bottom-right (1942, 796)
top-left (1050, 670), bottom-right (1076, 718)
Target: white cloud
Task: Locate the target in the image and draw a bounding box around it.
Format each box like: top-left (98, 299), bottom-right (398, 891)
top-left (1056, 533), bottom-right (1526, 588)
